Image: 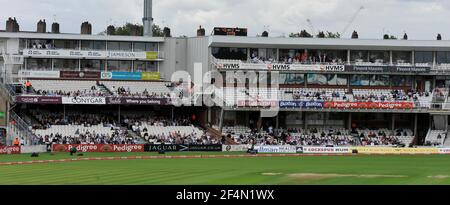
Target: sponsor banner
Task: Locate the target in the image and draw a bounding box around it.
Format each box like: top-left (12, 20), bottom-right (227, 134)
top-left (320, 65), bottom-right (345, 72)
top-left (0, 112), bottom-right (4, 119)
top-left (62, 97), bottom-right (106, 105)
top-left (60, 71), bottom-right (101, 79)
top-left (145, 144), bottom-right (189, 152)
top-left (106, 97), bottom-right (167, 105)
top-left (347, 65), bottom-right (431, 73)
top-left (101, 72), bottom-right (113, 79)
top-left (141, 72), bottom-right (161, 81)
top-left (216, 62), bottom-right (346, 72)
top-left (20, 145), bottom-right (47, 154)
top-left (299, 147), bottom-right (352, 154)
top-left (18, 70), bottom-right (60, 79)
top-left (188, 144), bottom-right (222, 152)
top-left (256, 145), bottom-right (297, 153)
top-left (52, 144), bottom-right (145, 153)
top-left (146, 51), bottom-right (159, 60)
top-left (323, 101), bottom-right (414, 109)
top-left (23, 49), bottom-right (158, 60)
top-left (222, 145), bottom-right (250, 152)
top-left (439, 148), bottom-right (450, 154)
top-left (355, 147), bottom-right (439, 154)
top-left (15, 96), bottom-right (62, 104)
top-left (144, 144), bottom-right (222, 152)
top-left (111, 72), bottom-right (142, 80)
top-left (0, 146), bottom-right (21, 155)
top-left (237, 100), bottom-right (278, 107)
top-left (279, 101), bottom-right (324, 109)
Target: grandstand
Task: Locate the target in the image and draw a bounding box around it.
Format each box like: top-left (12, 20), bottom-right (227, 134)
top-left (2, 3), bottom-right (450, 150)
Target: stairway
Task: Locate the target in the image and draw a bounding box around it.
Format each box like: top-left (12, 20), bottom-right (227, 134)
top-left (125, 127), bottom-right (147, 144)
top-left (444, 132), bottom-right (450, 147)
top-left (97, 83), bottom-right (113, 95)
top-left (206, 126), bottom-right (236, 145)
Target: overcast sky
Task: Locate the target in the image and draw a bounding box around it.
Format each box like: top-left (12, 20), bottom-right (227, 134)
top-left (0, 0), bottom-right (448, 39)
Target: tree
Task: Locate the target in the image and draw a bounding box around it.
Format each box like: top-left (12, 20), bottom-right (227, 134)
top-left (325, 31), bottom-right (340, 38)
top-left (289, 30), bottom-right (313, 38)
top-left (99, 22), bottom-right (165, 37)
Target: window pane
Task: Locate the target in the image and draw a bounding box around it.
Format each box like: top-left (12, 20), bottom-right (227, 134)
top-left (81, 60), bottom-right (105, 71)
top-left (26, 59), bottom-right (51, 70)
top-left (53, 59), bottom-right (79, 71)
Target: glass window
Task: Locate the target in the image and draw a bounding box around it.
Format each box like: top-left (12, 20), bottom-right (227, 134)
top-left (53, 59), bottom-right (79, 71)
top-left (26, 58), bottom-right (51, 70)
top-left (392, 51), bottom-right (412, 64)
top-left (415, 51), bottom-right (433, 64)
top-left (107, 60), bottom-right (132, 71)
top-left (212, 47), bottom-right (247, 61)
top-left (81, 60), bottom-right (105, 71)
top-left (281, 74), bottom-right (304, 84)
top-left (307, 74), bottom-right (328, 85)
top-left (107, 41), bottom-right (132, 51)
top-left (368, 51), bottom-right (389, 64)
top-left (134, 42), bottom-right (158, 52)
top-left (53, 40), bottom-right (79, 49)
top-left (391, 76), bottom-right (412, 86)
top-left (350, 75), bottom-right (370, 86)
top-left (28, 39), bottom-right (54, 49)
top-left (81, 41), bottom-right (106, 50)
top-left (369, 75), bottom-right (390, 86)
top-left (437, 52), bottom-right (450, 64)
top-left (134, 61), bottom-right (157, 72)
top-left (351, 50), bottom-right (369, 63)
top-left (327, 74), bottom-right (348, 85)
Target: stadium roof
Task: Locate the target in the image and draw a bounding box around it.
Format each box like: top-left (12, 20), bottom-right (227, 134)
top-left (0, 31), bottom-right (165, 42)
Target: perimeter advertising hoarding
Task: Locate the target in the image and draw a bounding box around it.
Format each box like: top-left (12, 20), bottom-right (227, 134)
top-left (347, 65), bottom-right (431, 73)
top-left (60, 71), bottom-right (101, 79)
top-left (222, 145), bottom-right (250, 152)
top-left (110, 72), bottom-right (142, 80)
top-left (15, 96), bottom-right (62, 104)
top-left (0, 146), bottom-right (21, 155)
top-left (52, 144), bottom-right (145, 153)
top-left (355, 147), bottom-right (440, 154)
top-left (144, 144), bottom-right (222, 152)
top-left (279, 101), bottom-right (324, 109)
top-left (216, 62), bottom-right (346, 72)
top-left (141, 72), bottom-right (161, 81)
top-left (298, 147), bottom-right (353, 154)
top-left (23, 49), bottom-right (158, 60)
top-left (255, 145), bottom-right (297, 153)
top-left (323, 101), bottom-right (414, 109)
top-left (106, 97), bottom-right (167, 105)
top-left (62, 97), bottom-right (106, 105)
top-left (18, 70), bottom-right (60, 79)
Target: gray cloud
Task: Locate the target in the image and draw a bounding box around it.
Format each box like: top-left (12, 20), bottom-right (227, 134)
top-left (0, 0), bottom-right (448, 40)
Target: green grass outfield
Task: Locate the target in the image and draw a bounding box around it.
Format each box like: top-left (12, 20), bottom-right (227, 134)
top-left (1, 152), bottom-right (450, 185)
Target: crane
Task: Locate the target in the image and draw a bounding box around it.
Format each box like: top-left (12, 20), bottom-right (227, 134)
top-left (341, 6), bottom-right (365, 37)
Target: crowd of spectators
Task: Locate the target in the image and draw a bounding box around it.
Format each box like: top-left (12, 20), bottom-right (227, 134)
top-left (30, 110), bottom-right (117, 129)
top-left (225, 127), bottom-right (410, 147)
top-left (35, 129), bottom-right (136, 146)
top-left (352, 90), bottom-right (430, 102)
top-left (115, 87), bottom-right (170, 98)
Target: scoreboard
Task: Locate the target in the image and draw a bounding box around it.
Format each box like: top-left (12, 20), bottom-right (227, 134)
top-left (213, 27), bottom-right (248, 36)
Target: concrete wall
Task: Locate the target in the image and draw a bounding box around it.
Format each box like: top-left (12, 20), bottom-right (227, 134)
top-left (160, 37), bottom-right (187, 80)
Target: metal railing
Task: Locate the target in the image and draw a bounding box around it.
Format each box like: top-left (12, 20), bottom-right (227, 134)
top-left (8, 112), bottom-right (38, 146)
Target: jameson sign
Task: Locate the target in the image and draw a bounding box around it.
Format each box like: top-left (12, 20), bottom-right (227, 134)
top-left (15, 96), bottom-right (62, 104)
top-left (23, 49), bottom-right (159, 60)
top-left (52, 144), bottom-right (145, 153)
top-left (106, 97), bottom-right (168, 105)
top-left (0, 146), bottom-right (21, 155)
top-left (62, 97), bottom-right (106, 105)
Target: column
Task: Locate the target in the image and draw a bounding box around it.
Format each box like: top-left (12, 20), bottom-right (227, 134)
top-left (276, 113), bottom-right (280, 129)
top-left (304, 112), bottom-right (308, 130)
top-left (218, 108), bottom-right (224, 133)
top-left (347, 50), bottom-right (351, 64)
top-left (391, 114), bottom-right (395, 130)
top-left (348, 113), bottom-right (352, 130)
top-left (414, 113), bottom-right (418, 137)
